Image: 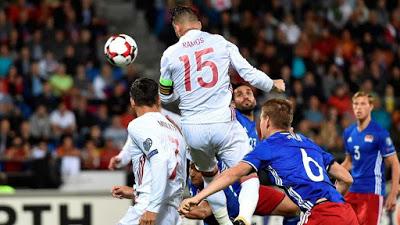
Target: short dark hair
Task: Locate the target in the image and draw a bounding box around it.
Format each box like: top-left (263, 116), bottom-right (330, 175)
top-left (261, 99), bottom-right (293, 130)
top-left (129, 78), bottom-right (159, 107)
top-left (171, 6), bottom-right (199, 24)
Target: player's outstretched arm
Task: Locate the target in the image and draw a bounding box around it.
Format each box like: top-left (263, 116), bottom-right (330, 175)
top-left (384, 154), bottom-right (400, 211)
top-left (341, 154), bottom-right (352, 171)
top-left (329, 162), bottom-right (353, 195)
top-left (111, 185), bottom-right (135, 199)
top-left (182, 200), bottom-right (213, 219)
top-left (179, 162), bottom-right (252, 214)
top-left (226, 41), bottom-right (285, 93)
top-left (109, 137), bottom-right (134, 170)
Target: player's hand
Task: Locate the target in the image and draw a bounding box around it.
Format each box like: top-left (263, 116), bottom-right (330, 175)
top-left (111, 185), bottom-right (134, 199)
top-left (108, 156), bottom-right (121, 170)
top-left (385, 192), bottom-right (397, 211)
top-left (272, 79), bottom-right (285, 92)
top-left (139, 211), bottom-right (157, 225)
top-left (179, 197), bottom-right (200, 215)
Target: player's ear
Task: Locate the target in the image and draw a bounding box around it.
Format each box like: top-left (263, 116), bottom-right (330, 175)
top-left (196, 21), bottom-right (202, 30)
top-left (130, 98), bottom-right (136, 108)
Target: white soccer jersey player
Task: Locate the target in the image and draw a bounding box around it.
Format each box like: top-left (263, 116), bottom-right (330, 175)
top-left (159, 29), bottom-right (274, 124)
top-left (117, 112), bottom-right (186, 225)
top-left (159, 28), bottom-right (276, 224)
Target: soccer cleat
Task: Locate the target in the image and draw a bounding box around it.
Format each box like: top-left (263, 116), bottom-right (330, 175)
top-left (233, 216), bottom-right (249, 225)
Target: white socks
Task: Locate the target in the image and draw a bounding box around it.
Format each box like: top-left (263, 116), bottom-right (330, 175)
top-left (203, 175), bottom-right (233, 225)
top-left (238, 177), bottom-right (260, 224)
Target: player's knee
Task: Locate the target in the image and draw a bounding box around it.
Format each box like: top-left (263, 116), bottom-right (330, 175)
top-left (239, 172), bottom-right (258, 183)
top-left (275, 196), bottom-right (300, 216)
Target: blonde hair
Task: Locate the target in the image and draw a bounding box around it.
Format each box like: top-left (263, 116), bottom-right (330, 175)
top-left (352, 91), bottom-right (374, 104)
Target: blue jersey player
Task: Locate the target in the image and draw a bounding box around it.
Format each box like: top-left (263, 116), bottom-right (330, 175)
top-left (180, 99), bottom-right (359, 225)
top-left (233, 84), bottom-right (299, 225)
top-left (233, 84), bottom-right (260, 149)
top-left (342, 92), bottom-right (399, 225)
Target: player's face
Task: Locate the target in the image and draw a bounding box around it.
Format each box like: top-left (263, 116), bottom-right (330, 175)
top-left (352, 96), bottom-right (373, 120)
top-left (233, 86), bottom-right (256, 111)
top-left (189, 164), bottom-right (204, 187)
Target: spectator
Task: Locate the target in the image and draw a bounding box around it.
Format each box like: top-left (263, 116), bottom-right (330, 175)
top-left (56, 135), bottom-right (80, 177)
top-left (32, 81), bottom-right (59, 111)
top-left (81, 139), bottom-right (100, 170)
top-left (372, 96), bottom-right (392, 130)
top-left (85, 125), bottom-right (104, 148)
top-left (99, 138), bottom-right (119, 170)
top-left (0, 44), bottom-right (12, 78)
top-left (38, 51), bottom-right (58, 80)
top-left (27, 62), bottom-right (44, 98)
top-left (93, 64), bottom-right (114, 99)
top-left (318, 107), bottom-right (342, 151)
top-left (0, 119), bottom-right (13, 154)
top-left (28, 29), bottom-right (44, 61)
top-left (327, 0), bottom-right (353, 29)
top-left (303, 95), bottom-right (324, 130)
top-left (49, 64), bottom-right (73, 97)
top-left (73, 64), bottom-right (93, 98)
top-left (104, 115), bottom-right (127, 149)
top-left (328, 84), bottom-right (352, 116)
top-left (4, 136), bottom-right (30, 172)
top-left (0, 10), bottom-right (12, 44)
top-left (108, 82), bottom-right (128, 115)
top-left (29, 104), bottom-right (51, 141)
top-left (50, 102), bottom-right (76, 137)
top-left (73, 97), bottom-right (95, 135)
top-left (279, 13), bottom-right (301, 45)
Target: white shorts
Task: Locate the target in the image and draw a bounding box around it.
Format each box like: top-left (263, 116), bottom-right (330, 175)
top-left (117, 195), bottom-right (181, 225)
top-left (182, 120), bottom-right (252, 172)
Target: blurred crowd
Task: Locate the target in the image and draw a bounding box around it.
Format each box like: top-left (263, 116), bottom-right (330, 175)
top-left (2, 0), bottom-right (400, 188)
top-left (0, 0), bottom-right (142, 188)
top-left (144, 0), bottom-right (400, 157)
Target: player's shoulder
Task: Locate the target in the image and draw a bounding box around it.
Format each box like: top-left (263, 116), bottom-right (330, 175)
top-left (369, 120), bottom-right (388, 133)
top-left (162, 42), bottom-right (181, 59)
top-left (128, 113), bottom-right (159, 132)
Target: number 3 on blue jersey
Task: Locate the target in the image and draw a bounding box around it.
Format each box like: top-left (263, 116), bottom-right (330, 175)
top-left (353, 145), bottom-right (360, 160)
top-left (301, 148), bottom-right (324, 182)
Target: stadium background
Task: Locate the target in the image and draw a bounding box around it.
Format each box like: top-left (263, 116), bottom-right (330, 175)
top-left (0, 0), bottom-right (399, 224)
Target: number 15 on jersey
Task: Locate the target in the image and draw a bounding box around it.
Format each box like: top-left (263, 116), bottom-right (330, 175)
top-left (179, 47), bottom-right (219, 91)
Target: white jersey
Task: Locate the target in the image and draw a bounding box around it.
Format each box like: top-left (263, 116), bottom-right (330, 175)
top-left (124, 112), bottom-right (186, 213)
top-left (159, 29), bottom-right (274, 124)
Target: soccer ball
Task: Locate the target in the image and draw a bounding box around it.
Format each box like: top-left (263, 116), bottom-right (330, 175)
top-left (104, 34), bottom-right (138, 67)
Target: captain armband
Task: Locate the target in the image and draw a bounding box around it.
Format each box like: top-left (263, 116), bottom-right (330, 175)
top-left (159, 77), bottom-right (174, 95)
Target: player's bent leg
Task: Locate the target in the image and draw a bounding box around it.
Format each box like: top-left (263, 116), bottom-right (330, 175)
top-left (234, 173), bottom-right (260, 225)
top-left (201, 169), bottom-right (234, 225)
top-left (255, 185), bottom-right (299, 217)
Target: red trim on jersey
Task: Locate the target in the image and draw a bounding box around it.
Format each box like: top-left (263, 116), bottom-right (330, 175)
top-left (138, 155), bottom-right (146, 185)
top-left (169, 163), bottom-right (178, 180)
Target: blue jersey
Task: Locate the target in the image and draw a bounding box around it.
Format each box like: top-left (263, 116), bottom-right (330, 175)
top-left (343, 121), bottom-right (396, 195)
top-left (243, 132), bottom-right (343, 212)
top-left (236, 109), bottom-right (259, 149)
